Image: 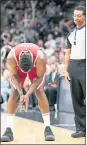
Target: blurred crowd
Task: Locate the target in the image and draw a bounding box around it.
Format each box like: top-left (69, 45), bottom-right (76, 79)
top-left (1, 0), bottom-right (85, 111)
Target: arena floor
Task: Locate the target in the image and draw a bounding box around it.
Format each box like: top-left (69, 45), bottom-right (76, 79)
top-left (1, 113), bottom-right (85, 144)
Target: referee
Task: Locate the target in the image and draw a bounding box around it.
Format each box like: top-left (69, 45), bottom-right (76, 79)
top-left (64, 6), bottom-right (86, 138)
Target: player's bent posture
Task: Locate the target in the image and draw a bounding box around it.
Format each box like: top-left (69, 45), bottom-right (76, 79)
top-left (1, 43), bottom-right (55, 142)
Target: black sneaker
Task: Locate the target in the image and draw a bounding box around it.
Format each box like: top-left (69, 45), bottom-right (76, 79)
top-left (44, 126), bottom-right (55, 141)
top-left (1, 127), bottom-right (14, 142)
top-left (71, 131), bottom-right (85, 138)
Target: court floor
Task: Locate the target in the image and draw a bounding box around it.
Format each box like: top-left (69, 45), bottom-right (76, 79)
top-left (1, 113), bottom-right (85, 144)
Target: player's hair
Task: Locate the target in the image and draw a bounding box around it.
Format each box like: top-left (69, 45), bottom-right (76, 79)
top-left (19, 52), bottom-right (33, 72)
top-left (74, 6), bottom-right (86, 16)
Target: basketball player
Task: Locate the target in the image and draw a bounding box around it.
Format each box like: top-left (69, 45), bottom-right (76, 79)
top-left (1, 43), bottom-right (55, 142)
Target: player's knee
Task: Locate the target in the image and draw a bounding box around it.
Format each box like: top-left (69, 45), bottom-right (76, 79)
top-left (9, 87), bottom-right (19, 100)
top-left (35, 86), bottom-right (44, 95)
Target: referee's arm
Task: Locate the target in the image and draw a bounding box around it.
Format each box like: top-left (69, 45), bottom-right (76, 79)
top-left (64, 38), bottom-right (71, 72)
top-left (64, 38), bottom-right (71, 84)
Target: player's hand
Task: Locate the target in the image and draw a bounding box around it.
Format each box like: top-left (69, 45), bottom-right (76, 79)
top-left (20, 95), bottom-right (29, 112)
top-left (64, 71), bottom-right (71, 84)
top-left (20, 94), bottom-right (25, 103)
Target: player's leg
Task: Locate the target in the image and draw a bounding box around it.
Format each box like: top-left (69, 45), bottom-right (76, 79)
top-left (1, 86), bottom-right (19, 142)
top-left (7, 86), bottom-right (19, 113)
top-left (35, 87), bottom-right (55, 141)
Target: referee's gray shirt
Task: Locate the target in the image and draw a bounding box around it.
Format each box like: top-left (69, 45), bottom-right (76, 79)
top-left (67, 26), bottom-right (85, 59)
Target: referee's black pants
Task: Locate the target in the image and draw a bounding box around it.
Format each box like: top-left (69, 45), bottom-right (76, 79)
top-left (68, 59), bottom-right (86, 132)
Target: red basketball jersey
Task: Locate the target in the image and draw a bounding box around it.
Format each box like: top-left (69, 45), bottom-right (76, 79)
top-left (14, 43), bottom-right (40, 86)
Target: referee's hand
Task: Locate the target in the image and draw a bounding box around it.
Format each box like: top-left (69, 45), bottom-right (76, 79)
top-left (65, 71), bottom-right (71, 84)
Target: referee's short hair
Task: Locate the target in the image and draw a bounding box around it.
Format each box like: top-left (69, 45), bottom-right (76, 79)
top-left (74, 6), bottom-right (86, 16)
top-left (19, 52), bottom-right (33, 72)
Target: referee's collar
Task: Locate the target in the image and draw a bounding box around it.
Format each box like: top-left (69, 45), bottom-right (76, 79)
top-left (76, 25), bottom-right (85, 30)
